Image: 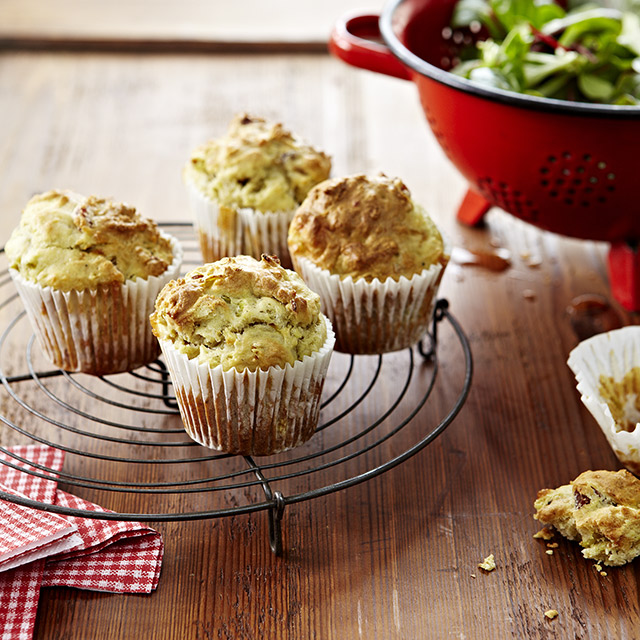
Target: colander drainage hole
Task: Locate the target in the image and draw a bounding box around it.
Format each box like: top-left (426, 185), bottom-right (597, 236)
top-left (538, 150), bottom-right (617, 206)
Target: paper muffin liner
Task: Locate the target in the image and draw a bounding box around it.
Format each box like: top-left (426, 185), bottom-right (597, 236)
top-left (9, 233), bottom-right (183, 376)
top-left (291, 234), bottom-right (451, 354)
top-left (236, 207), bottom-right (294, 269)
top-left (568, 326), bottom-right (640, 475)
top-left (158, 316), bottom-right (335, 456)
top-left (185, 181), bottom-right (294, 268)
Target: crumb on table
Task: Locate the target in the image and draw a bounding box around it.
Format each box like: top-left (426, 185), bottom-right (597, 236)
top-left (533, 527), bottom-right (554, 541)
top-left (478, 554), bottom-right (496, 572)
top-left (544, 609), bottom-right (559, 620)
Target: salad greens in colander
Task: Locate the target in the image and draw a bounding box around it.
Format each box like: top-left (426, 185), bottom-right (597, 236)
top-left (450, 0), bottom-right (640, 104)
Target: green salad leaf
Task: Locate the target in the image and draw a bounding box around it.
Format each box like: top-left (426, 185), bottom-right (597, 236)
top-left (450, 0), bottom-right (640, 104)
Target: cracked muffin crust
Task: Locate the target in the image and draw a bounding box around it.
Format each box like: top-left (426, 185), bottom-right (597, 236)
top-left (287, 173), bottom-right (447, 282)
top-left (184, 114), bottom-right (331, 214)
top-left (5, 189), bottom-right (174, 291)
top-left (150, 254), bottom-right (327, 372)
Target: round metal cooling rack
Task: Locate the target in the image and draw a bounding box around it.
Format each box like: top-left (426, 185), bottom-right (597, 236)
top-left (0, 223), bottom-right (473, 555)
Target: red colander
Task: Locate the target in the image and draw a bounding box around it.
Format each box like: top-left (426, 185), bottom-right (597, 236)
top-left (329, 0), bottom-right (640, 310)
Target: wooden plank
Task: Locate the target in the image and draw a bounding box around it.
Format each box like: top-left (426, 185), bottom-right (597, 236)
top-left (0, 49), bottom-right (638, 639)
top-left (0, 0), bottom-right (384, 50)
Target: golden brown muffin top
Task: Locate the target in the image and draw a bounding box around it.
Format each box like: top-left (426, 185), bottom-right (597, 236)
top-left (183, 113), bottom-right (331, 213)
top-left (5, 190), bottom-right (174, 291)
top-left (150, 255), bottom-right (328, 372)
top-left (287, 173), bottom-right (448, 282)
top-left (534, 469), bottom-right (640, 566)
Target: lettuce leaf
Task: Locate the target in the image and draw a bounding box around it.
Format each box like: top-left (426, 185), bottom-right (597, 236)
top-left (450, 0), bottom-right (640, 104)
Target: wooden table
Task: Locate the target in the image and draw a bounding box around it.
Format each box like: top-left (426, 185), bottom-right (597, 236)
top-left (1, 15), bottom-right (639, 639)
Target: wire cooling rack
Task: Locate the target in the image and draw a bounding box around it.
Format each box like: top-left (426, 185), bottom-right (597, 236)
top-left (0, 223), bottom-right (472, 554)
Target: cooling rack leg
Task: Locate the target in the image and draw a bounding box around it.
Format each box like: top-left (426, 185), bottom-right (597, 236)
top-left (418, 298), bottom-right (449, 361)
top-left (245, 456), bottom-right (287, 555)
top-left (268, 491), bottom-right (285, 556)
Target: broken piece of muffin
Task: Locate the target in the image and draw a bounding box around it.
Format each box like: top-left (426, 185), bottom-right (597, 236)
top-left (534, 469), bottom-right (640, 566)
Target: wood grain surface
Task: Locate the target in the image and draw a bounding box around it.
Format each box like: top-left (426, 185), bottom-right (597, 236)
top-left (0, 1), bottom-right (383, 51)
top-left (1, 49), bottom-right (639, 640)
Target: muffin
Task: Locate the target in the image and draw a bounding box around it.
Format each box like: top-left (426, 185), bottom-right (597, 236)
top-left (567, 326), bottom-right (640, 475)
top-left (534, 469), bottom-right (640, 566)
top-left (149, 254), bottom-right (335, 456)
top-left (287, 173), bottom-right (450, 354)
top-left (5, 189), bottom-right (183, 375)
top-left (183, 113), bottom-right (331, 268)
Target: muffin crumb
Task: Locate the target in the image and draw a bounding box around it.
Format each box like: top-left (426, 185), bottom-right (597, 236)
top-left (478, 554), bottom-right (496, 572)
top-left (544, 609), bottom-right (559, 620)
top-left (533, 527), bottom-right (555, 540)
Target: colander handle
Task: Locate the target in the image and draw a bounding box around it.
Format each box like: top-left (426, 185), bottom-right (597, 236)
top-left (329, 12), bottom-right (413, 81)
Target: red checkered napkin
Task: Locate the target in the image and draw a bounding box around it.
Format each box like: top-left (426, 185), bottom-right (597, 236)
top-left (0, 483), bottom-right (81, 572)
top-left (0, 561), bottom-right (44, 640)
top-left (0, 445), bottom-right (164, 639)
top-left (42, 490), bottom-right (163, 593)
top-left (0, 446), bottom-right (63, 503)
top-left (0, 446), bottom-right (65, 640)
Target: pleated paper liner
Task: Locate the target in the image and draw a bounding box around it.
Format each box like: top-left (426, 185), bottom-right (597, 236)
top-left (185, 181), bottom-right (294, 268)
top-left (290, 233), bottom-right (450, 354)
top-left (9, 233), bottom-right (183, 375)
top-left (159, 317), bottom-right (335, 456)
top-left (568, 326), bottom-right (640, 475)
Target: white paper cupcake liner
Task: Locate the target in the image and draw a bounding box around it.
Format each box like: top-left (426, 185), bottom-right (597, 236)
top-left (185, 181), bottom-right (294, 267)
top-left (158, 316), bottom-right (335, 456)
top-left (236, 207), bottom-right (294, 269)
top-left (10, 233), bottom-right (183, 375)
top-left (291, 234), bottom-right (451, 354)
top-left (568, 326), bottom-right (640, 475)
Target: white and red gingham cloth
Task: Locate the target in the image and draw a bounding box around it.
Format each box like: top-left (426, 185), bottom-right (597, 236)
top-left (0, 445), bottom-right (163, 639)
